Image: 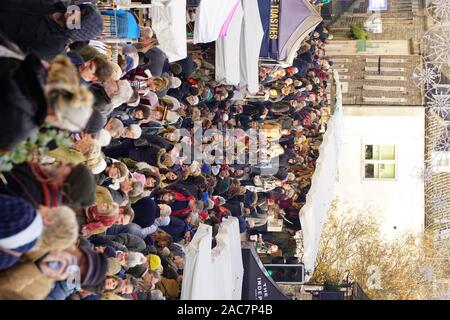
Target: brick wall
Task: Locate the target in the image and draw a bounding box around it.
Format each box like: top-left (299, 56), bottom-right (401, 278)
top-left (329, 55), bottom-right (423, 106)
top-left (424, 111), bottom-right (450, 235)
top-left (328, 0), bottom-right (426, 53)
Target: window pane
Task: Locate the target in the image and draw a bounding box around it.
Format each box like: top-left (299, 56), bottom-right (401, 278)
top-left (365, 164), bottom-right (375, 178)
top-left (365, 145), bottom-right (374, 160)
top-left (379, 145), bottom-right (396, 160)
top-left (372, 145), bottom-right (380, 160)
top-left (379, 164), bottom-right (396, 179)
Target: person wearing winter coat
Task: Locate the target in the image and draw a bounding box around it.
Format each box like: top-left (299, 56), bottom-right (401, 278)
top-left (175, 54), bottom-right (197, 79)
top-left (94, 159), bottom-right (129, 187)
top-left (0, 195), bottom-right (78, 270)
top-left (0, 40), bottom-right (94, 151)
top-left (88, 234), bottom-right (147, 253)
top-left (0, 162), bottom-right (96, 209)
top-left (155, 277), bottom-right (181, 300)
top-left (159, 215), bottom-right (194, 243)
top-left (0, 1), bottom-right (103, 61)
top-left (106, 223), bottom-right (147, 239)
top-left (0, 250), bottom-right (75, 300)
top-left (136, 47), bottom-right (169, 77)
top-left (0, 195), bottom-right (80, 293)
top-left (0, 244), bottom-right (107, 300)
top-left (109, 104), bottom-right (151, 127)
top-left (131, 197), bottom-right (171, 228)
top-left (80, 202), bottom-right (120, 237)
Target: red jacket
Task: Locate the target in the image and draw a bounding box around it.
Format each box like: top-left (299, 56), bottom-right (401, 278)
top-left (84, 206), bottom-right (118, 234)
top-left (31, 162), bottom-right (61, 207)
top-left (170, 191), bottom-right (195, 202)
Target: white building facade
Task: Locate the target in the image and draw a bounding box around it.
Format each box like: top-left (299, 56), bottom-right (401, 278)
top-left (335, 106), bottom-right (425, 237)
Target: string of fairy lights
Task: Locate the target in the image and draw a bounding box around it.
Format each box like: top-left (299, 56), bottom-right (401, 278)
top-left (413, 0), bottom-right (450, 299)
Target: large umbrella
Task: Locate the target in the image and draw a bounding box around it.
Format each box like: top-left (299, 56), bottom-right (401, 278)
top-left (282, 0), bottom-right (323, 65)
top-left (258, 0), bottom-right (322, 65)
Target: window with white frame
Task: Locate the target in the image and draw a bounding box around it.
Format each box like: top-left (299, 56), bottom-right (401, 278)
top-left (363, 144), bottom-right (397, 180)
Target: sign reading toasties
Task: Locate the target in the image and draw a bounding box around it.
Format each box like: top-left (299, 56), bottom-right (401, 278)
top-left (269, 0), bottom-right (280, 40)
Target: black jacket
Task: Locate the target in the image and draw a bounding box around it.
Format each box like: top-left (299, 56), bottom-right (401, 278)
top-left (0, 39), bottom-right (48, 151)
top-left (108, 188), bottom-right (128, 206)
top-left (138, 47), bottom-right (168, 77)
top-left (89, 234), bottom-right (146, 253)
top-left (167, 81), bottom-right (191, 101)
top-left (0, 55), bottom-right (48, 150)
top-left (138, 134), bottom-right (174, 152)
top-left (0, 162), bottom-right (60, 208)
top-left (90, 84), bottom-right (112, 116)
top-left (177, 54), bottom-right (197, 78)
top-left (105, 234), bottom-right (146, 252)
top-left (0, 1), bottom-right (70, 60)
top-left (127, 263), bottom-right (148, 279)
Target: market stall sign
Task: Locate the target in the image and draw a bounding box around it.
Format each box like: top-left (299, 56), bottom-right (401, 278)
top-left (269, 0), bottom-right (280, 40)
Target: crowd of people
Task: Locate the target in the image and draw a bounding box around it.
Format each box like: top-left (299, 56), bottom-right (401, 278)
top-left (0, 0), bottom-right (333, 300)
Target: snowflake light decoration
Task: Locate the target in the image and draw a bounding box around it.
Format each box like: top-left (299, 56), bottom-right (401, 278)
top-left (426, 89), bottom-right (450, 119)
top-left (421, 25), bottom-right (450, 66)
top-left (412, 62), bottom-right (441, 89)
top-left (433, 127), bottom-right (450, 152)
top-left (427, 0), bottom-right (450, 23)
top-left (413, 163), bottom-right (435, 184)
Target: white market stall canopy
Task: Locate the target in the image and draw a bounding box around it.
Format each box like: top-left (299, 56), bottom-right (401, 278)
top-left (181, 217), bottom-right (244, 300)
top-left (193, 0), bottom-right (241, 44)
top-left (299, 70), bottom-right (343, 281)
top-left (215, 2), bottom-right (244, 88)
top-left (151, 0), bottom-right (188, 62)
top-left (215, 0), bottom-right (264, 94)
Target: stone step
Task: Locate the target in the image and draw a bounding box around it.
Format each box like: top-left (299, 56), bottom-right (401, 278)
top-left (364, 75), bottom-right (406, 81)
top-left (365, 66), bottom-right (406, 72)
top-left (363, 85), bottom-right (406, 92)
top-left (331, 58), bottom-right (352, 63)
top-left (366, 58), bottom-right (406, 63)
top-left (362, 96), bottom-right (407, 103)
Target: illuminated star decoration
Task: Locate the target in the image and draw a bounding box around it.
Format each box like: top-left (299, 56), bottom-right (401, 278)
top-left (434, 129), bottom-right (450, 152)
top-left (414, 164), bottom-right (435, 184)
top-left (426, 89), bottom-right (450, 119)
top-left (412, 62), bottom-right (441, 89)
top-left (421, 25), bottom-right (450, 66)
top-left (427, 0), bottom-right (450, 23)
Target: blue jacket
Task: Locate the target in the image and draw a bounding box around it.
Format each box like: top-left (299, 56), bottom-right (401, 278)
top-left (160, 216), bottom-right (193, 242)
top-left (47, 280), bottom-right (75, 300)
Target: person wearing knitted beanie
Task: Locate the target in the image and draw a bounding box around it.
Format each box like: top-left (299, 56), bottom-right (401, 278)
top-left (0, 195), bottom-right (43, 270)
